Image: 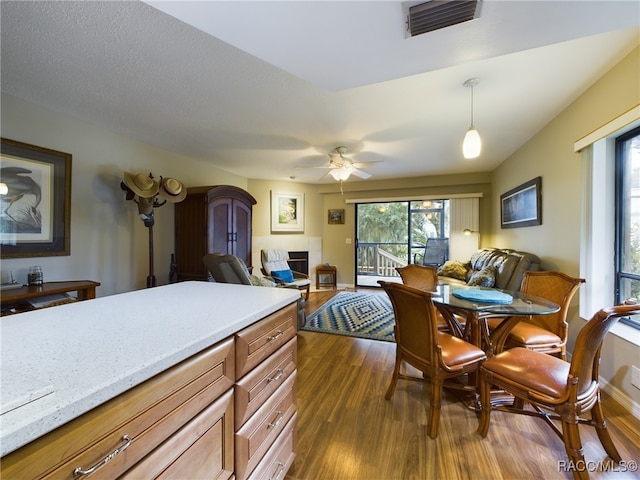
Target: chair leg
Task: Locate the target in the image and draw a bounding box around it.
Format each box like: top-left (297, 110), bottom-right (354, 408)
top-left (591, 397), bottom-right (622, 462)
top-left (427, 377), bottom-right (444, 439)
top-left (560, 417), bottom-right (589, 480)
top-left (385, 350), bottom-right (402, 400)
top-left (477, 375), bottom-right (491, 437)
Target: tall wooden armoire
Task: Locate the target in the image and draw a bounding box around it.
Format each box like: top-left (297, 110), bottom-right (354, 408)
top-left (174, 185), bottom-right (256, 281)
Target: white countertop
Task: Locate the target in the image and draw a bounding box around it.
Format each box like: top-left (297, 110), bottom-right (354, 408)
top-left (0, 281), bottom-right (299, 456)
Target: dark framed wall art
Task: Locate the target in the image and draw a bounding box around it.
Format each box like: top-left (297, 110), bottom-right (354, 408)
top-left (328, 209), bottom-right (345, 224)
top-left (500, 176), bottom-right (542, 229)
top-left (1, 138), bottom-right (72, 258)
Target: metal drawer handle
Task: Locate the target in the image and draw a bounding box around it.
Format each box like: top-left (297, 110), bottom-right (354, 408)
top-left (73, 434), bottom-right (132, 476)
top-left (268, 368), bottom-right (284, 383)
top-left (269, 462), bottom-right (286, 480)
top-left (267, 330), bottom-right (284, 341)
top-left (268, 411), bottom-right (285, 429)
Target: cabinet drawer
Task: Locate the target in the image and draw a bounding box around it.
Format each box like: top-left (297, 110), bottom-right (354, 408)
top-left (2, 338), bottom-right (234, 480)
top-left (247, 413), bottom-right (297, 480)
top-left (235, 337), bottom-right (296, 427)
top-left (235, 372), bottom-right (296, 480)
top-left (235, 303), bottom-right (297, 380)
top-left (122, 388), bottom-right (234, 480)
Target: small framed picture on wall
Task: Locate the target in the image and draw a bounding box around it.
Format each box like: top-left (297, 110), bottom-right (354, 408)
top-left (328, 209), bottom-right (345, 224)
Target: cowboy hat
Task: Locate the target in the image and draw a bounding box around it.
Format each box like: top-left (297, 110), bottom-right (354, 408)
top-left (159, 177), bottom-right (187, 203)
top-left (123, 172), bottom-right (158, 198)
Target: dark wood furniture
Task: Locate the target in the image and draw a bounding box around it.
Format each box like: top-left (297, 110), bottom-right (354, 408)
top-left (174, 185), bottom-right (256, 282)
top-left (1, 280), bottom-right (100, 315)
top-left (315, 265), bottom-right (337, 290)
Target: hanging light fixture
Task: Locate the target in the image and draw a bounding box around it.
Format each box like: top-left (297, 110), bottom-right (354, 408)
top-left (329, 165), bottom-right (353, 182)
top-left (462, 77), bottom-right (481, 159)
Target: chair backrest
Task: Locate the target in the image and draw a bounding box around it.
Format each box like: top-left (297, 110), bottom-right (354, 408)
top-left (421, 238), bottom-right (449, 266)
top-left (202, 253), bottom-right (252, 285)
top-left (396, 264), bottom-right (438, 291)
top-left (379, 281), bottom-right (440, 368)
top-left (569, 302), bottom-right (640, 397)
top-left (520, 271), bottom-right (585, 336)
top-left (261, 249), bottom-right (291, 275)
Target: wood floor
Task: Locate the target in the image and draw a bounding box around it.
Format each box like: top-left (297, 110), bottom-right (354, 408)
top-left (285, 289), bottom-right (640, 480)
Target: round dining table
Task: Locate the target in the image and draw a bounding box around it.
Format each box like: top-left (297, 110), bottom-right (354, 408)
top-left (432, 282), bottom-right (560, 357)
top-left (431, 282), bottom-right (560, 408)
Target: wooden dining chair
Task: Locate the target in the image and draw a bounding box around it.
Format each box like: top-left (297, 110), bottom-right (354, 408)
top-left (477, 301), bottom-right (640, 480)
top-left (396, 264), bottom-right (465, 335)
top-left (379, 281), bottom-right (486, 439)
top-left (396, 264), bottom-right (439, 291)
top-left (488, 270), bottom-right (585, 359)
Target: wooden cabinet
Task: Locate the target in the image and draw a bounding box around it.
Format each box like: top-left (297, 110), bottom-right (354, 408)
top-left (234, 302), bottom-right (298, 480)
top-left (175, 185), bottom-right (256, 281)
top-left (0, 338), bottom-right (235, 480)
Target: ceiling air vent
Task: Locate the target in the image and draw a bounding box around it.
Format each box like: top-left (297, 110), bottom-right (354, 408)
top-left (407, 0), bottom-right (480, 37)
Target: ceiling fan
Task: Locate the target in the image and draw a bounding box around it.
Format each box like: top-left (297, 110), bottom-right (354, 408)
top-left (299, 146), bottom-right (381, 182)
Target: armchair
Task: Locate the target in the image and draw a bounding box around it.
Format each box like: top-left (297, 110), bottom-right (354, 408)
top-left (260, 249), bottom-right (311, 300)
top-left (202, 253), bottom-right (306, 327)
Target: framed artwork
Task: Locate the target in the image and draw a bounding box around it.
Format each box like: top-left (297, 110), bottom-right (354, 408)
top-left (500, 176), bottom-right (542, 229)
top-left (271, 191), bottom-right (304, 233)
top-left (1, 138), bottom-right (72, 258)
top-left (328, 209), bottom-right (345, 224)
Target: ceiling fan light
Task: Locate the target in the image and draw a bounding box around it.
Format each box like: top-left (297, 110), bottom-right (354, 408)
top-left (463, 127), bottom-right (481, 159)
top-left (329, 167), bottom-right (351, 182)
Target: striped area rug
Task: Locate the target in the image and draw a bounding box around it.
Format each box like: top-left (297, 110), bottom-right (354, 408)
top-left (302, 291), bottom-right (395, 342)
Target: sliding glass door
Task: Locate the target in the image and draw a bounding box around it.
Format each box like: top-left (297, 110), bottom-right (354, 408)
top-left (355, 200), bottom-right (449, 287)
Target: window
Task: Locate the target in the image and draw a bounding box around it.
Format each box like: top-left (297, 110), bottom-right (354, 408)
top-left (615, 126), bottom-right (640, 328)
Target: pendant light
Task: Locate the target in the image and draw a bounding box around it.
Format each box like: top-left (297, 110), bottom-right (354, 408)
top-left (462, 77), bottom-right (481, 159)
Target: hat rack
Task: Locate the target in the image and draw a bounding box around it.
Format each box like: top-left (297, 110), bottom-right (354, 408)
top-left (121, 172), bottom-right (187, 288)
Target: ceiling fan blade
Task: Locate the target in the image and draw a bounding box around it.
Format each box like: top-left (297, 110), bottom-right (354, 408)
top-left (351, 168), bottom-right (372, 179)
top-left (353, 160), bottom-right (383, 168)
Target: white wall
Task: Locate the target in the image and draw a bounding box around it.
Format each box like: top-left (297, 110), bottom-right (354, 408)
top-left (1, 94), bottom-right (247, 296)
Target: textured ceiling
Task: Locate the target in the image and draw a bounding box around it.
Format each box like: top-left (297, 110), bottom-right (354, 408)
top-left (1, 1), bottom-right (639, 184)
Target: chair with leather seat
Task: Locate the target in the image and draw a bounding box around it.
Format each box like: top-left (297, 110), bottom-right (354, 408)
top-left (477, 301), bottom-right (640, 480)
top-left (488, 270), bottom-right (585, 359)
top-left (395, 264), bottom-right (464, 336)
top-left (379, 281), bottom-right (486, 439)
top-left (261, 249), bottom-right (311, 300)
top-left (396, 264), bottom-right (438, 291)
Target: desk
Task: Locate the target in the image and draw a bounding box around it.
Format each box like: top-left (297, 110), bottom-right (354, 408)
top-left (432, 283), bottom-right (559, 357)
top-left (1, 281), bottom-right (100, 315)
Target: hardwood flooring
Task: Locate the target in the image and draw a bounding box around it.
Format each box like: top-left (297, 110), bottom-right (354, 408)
top-left (286, 289), bottom-right (640, 480)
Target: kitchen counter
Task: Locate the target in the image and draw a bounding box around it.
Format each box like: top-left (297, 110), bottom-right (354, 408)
top-left (0, 281), bottom-right (299, 457)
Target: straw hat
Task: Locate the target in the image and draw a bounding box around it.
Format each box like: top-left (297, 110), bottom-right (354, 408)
top-left (123, 172), bottom-right (159, 198)
top-left (159, 177), bottom-right (187, 203)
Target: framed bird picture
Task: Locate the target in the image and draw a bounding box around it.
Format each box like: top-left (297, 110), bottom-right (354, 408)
top-left (0, 138), bottom-right (72, 258)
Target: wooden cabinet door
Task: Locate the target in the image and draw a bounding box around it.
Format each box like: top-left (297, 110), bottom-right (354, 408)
top-left (232, 199), bottom-right (253, 268)
top-left (208, 196), bottom-right (234, 257)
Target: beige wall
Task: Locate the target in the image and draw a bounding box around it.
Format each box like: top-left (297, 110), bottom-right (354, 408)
top-left (2, 45), bottom-right (639, 412)
top-left (1, 94), bottom-right (247, 296)
top-left (491, 46), bottom-right (640, 408)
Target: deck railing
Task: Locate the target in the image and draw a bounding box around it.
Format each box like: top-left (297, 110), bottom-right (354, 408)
top-left (357, 243), bottom-right (407, 277)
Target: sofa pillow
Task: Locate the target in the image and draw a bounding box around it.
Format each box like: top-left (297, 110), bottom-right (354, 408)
top-left (270, 269), bottom-right (295, 284)
top-left (467, 265), bottom-right (497, 288)
top-left (437, 260), bottom-right (470, 281)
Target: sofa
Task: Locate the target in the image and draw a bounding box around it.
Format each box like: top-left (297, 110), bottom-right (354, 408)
top-left (437, 248), bottom-right (541, 291)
